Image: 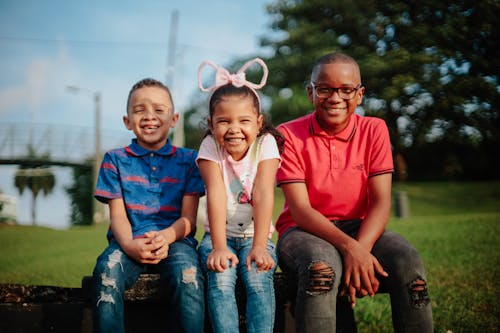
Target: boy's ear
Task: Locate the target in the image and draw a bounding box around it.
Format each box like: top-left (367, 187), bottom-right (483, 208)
top-left (123, 115), bottom-right (132, 130)
top-left (356, 86), bottom-right (365, 106)
top-left (306, 84), bottom-right (314, 104)
top-left (169, 112), bottom-right (180, 128)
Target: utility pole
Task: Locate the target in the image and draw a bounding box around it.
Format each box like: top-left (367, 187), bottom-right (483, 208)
top-left (166, 10), bottom-right (184, 147)
top-left (66, 86), bottom-right (103, 224)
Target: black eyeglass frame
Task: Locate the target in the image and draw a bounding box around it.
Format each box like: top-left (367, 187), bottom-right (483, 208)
top-left (310, 82), bottom-right (362, 100)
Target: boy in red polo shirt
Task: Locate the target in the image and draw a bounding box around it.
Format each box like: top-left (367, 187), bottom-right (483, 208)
top-left (275, 52), bottom-right (433, 332)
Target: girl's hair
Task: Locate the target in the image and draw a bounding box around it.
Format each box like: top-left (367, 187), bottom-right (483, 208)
top-left (126, 78), bottom-right (174, 113)
top-left (206, 84), bottom-right (284, 154)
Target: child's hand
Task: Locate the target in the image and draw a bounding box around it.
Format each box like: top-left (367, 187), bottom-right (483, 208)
top-left (207, 248), bottom-right (238, 272)
top-left (246, 246), bottom-right (275, 272)
top-left (144, 231), bottom-right (169, 261)
top-left (339, 284), bottom-right (369, 308)
top-left (122, 232), bottom-right (168, 264)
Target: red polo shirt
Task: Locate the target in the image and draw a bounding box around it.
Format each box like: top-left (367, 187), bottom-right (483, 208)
top-left (275, 112), bottom-right (394, 237)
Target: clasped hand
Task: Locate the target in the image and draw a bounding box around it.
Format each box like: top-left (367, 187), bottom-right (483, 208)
top-left (341, 241), bottom-right (388, 308)
top-left (123, 231), bottom-right (169, 264)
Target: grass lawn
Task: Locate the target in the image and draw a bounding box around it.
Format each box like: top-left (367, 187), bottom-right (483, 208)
top-left (1, 181), bottom-right (499, 332)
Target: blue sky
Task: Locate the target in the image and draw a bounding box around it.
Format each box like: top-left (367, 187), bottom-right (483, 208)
top-left (0, 0), bottom-right (274, 228)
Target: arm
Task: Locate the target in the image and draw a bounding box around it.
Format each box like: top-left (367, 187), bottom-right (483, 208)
top-left (141, 194), bottom-right (201, 263)
top-left (108, 198), bottom-right (166, 264)
top-left (198, 159), bottom-right (238, 272)
top-left (343, 173), bottom-right (391, 304)
top-left (246, 158), bottom-right (280, 271)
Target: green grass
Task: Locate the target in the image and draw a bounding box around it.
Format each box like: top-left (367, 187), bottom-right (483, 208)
top-left (1, 181), bottom-right (499, 332)
top-left (356, 181), bottom-right (500, 333)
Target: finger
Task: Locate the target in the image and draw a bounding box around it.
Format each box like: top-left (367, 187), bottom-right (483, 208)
top-left (343, 270), bottom-right (352, 288)
top-left (371, 276), bottom-right (380, 294)
top-left (357, 288), bottom-right (368, 298)
top-left (351, 271), bottom-right (361, 292)
top-left (246, 256), bottom-right (253, 271)
top-left (218, 257), bottom-right (228, 270)
top-left (360, 271), bottom-right (375, 296)
top-left (229, 256), bottom-right (239, 268)
top-left (374, 260), bottom-right (389, 277)
top-left (349, 286), bottom-right (356, 308)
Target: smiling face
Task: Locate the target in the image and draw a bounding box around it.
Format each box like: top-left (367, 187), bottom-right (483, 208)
top-left (123, 86), bottom-right (178, 151)
top-left (307, 61), bottom-right (365, 135)
top-left (209, 94), bottom-right (263, 161)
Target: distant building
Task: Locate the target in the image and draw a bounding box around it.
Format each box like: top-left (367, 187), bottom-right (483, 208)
top-left (0, 194), bottom-right (17, 224)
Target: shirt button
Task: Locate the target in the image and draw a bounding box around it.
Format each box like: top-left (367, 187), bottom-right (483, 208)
top-left (150, 153), bottom-right (154, 157)
top-left (152, 166), bottom-right (157, 171)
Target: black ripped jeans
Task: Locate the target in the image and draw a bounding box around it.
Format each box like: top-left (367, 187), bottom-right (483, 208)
top-left (277, 220), bottom-right (433, 333)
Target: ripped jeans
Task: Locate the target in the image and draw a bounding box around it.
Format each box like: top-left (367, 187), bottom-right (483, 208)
top-left (277, 220), bottom-right (433, 333)
top-left (91, 239), bottom-right (205, 333)
top-left (198, 233), bottom-right (277, 333)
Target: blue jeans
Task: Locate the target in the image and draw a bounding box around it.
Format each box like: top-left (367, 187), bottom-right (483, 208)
top-left (91, 239), bottom-right (205, 333)
top-left (199, 233), bottom-right (277, 333)
top-left (277, 220), bottom-right (433, 333)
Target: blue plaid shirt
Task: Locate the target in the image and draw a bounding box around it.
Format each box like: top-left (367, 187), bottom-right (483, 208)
top-left (94, 139), bottom-right (205, 243)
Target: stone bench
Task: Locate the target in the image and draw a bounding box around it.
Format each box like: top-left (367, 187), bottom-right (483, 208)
top-left (0, 273), bottom-right (294, 333)
top-left (1, 273), bottom-right (358, 332)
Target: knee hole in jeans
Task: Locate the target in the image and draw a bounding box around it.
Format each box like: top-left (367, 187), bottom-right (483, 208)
top-left (408, 276), bottom-right (430, 308)
top-left (306, 261), bottom-right (335, 295)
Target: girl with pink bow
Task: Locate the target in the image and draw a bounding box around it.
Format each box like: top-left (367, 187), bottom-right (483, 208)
top-left (196, 58), bottom-right (284, 333)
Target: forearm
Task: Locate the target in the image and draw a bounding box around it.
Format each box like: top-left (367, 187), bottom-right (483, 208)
top-left (252, 159), bottom-right (280, 248)
top-left (357, 174), bottom-right (392, 250)
top-left (160, 216), bottom-right (194, 244)
top-left (356, 206), bottom-right (390, 251)
top-left (251, 189), bottom-right (273, 248)
top-left (206, 190), bottom-right (227, 249)
top-left (108, 199), bottom-right (134, 248)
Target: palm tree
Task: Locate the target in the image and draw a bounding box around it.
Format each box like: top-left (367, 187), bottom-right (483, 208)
top-left (13, 145), bottom-right (56, 225)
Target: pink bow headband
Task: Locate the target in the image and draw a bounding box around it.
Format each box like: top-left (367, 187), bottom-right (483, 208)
top-left (197, 57), bottom-right (269, 107)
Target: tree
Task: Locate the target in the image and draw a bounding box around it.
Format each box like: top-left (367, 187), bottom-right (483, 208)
top-left (13, 146), bottom-right (56, 225)
top-left (252, 0), bottom-right (499, 180)
top-left (65, 162), bottom-right (93, 226)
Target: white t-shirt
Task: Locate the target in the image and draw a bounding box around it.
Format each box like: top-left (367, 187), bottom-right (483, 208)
top-left (197, 133), bottom-right (281, 238)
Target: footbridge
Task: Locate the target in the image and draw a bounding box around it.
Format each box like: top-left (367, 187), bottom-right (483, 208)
top-left (0, 122), bottom-right (131, 168)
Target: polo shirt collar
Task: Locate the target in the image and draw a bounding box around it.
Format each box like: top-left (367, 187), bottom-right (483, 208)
top-left (310, 111), bottom-right (357, 142)
top-left (126, 139), bottom-right (175, 157)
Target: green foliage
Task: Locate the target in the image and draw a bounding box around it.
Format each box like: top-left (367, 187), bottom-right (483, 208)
top-left (235, 0), bottom-right (499, 180)
top-left (13, 145), bottom-right (56, 225)
top-left (65, 162), bottom-right (93, 226)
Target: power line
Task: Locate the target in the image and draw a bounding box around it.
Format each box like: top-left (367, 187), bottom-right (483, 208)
top-left (0, 35), bottom-right (252, 55)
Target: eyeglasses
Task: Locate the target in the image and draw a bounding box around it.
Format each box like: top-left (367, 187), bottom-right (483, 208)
top-left (310, 82), bottom-right (362, 100)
